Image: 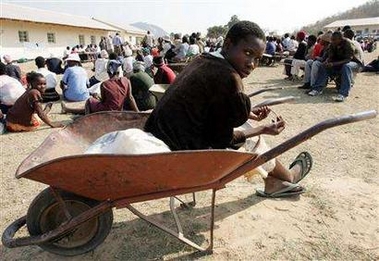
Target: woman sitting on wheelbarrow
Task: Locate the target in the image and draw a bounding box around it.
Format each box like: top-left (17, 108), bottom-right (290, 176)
top-left (145, 21), bottom-right (313, 198)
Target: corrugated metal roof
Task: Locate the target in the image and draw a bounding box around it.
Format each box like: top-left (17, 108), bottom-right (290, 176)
top-left (0, 3), bottom-right (117, 31)
top-left (324, 17), bottom-right (379, 28)
top-left (92, 18), bottom-right (146, 35)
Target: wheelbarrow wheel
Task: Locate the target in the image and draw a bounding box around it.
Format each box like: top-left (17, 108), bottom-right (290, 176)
top-left (26, 188), bottom-right (113, 256)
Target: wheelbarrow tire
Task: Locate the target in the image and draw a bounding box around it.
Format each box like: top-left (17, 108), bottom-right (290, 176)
top-left (26, 188), bottom-right (113, 256)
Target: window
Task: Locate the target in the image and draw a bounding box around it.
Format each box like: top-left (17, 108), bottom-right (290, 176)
top-left (129, 36), bottom-right (132, 42)
top-left (90, 35), bottom-right (96, 45)
top-left (79, 35), bottom-right (85, 45)
top-left (18, 31), bottom-right (29, 42)
top-left (47, 33), bottom-right (56, 43)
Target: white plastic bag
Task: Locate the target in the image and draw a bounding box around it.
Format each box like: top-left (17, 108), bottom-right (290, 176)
top-left (85, 128), bottom-right (171, 155)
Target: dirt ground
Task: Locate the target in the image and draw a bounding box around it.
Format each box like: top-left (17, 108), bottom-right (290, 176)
top-left (1, 49), bottom-right (378, 260)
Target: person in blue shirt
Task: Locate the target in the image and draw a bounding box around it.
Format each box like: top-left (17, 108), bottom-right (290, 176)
top-left (265, 36), bottom-right (276, 55)
top-left (60, 54), bottom-right (90, 102)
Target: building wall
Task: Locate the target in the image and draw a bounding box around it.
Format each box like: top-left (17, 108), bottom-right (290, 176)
top-left (0, 19), bottom-right (112, 60)
top-left (325, 24), bottom-right (379, 36)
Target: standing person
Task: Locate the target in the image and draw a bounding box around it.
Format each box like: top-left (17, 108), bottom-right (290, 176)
top-left (153, 56), bottom-right (176, 84)
top-left (143, 31), bottom-right (154, 48)
top-left (34, 56), bottom-right (60, 102)
top-left (60, 54), bottom-right (90, 101)
top-left (112, 33), bottom-right (123, 56)
top-left (0, 62), bottom-right (25, 114)
top-left (105, 35), bottom-right (114, 55)
top-left (127, 61), bottom-right (156, 111)
top-left (3, 55), bottom-right (22, 82)
top-left (99, 36), bottom-right (106, 51)
top-left (85, 60), bottom-right (139, 114)
top-left (5, 72), bottom-right (62, 132)
top-left (145, 21), bottom-right (313, 197)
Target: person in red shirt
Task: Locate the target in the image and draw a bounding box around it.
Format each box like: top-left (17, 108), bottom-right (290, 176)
top-left (152, 56), bottom-right (176, 84)
top-left (6, 72), bottom-right (63, 132)
top-left (85, 60), bottom-right (139, 114)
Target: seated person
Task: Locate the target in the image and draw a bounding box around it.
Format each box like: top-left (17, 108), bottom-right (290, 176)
top-left (85, 60), bottom-right (139, 114)
top-left (5, 72), bottom-right (63, 132)
top-left (290, 34), bottom-right (317, 79)
top-left (89, 50), bottom-right (109, 87)
top-left (122, 48), bottom-right (135, 78)
top-left (0, 62), bottom-right (25, 114)
top-left (145, 21), bottom-right (313, 197)
top-left (263, 36), bottom-right (276, 66)
top-left (172, 36), bottom-right (189, 62)
top-left (153, 56), bottom-right (176, 84)
top-left (3, 55), bottom-right (22, 82)
top-left (283, 31), bottom-right (307, 80)
top-left (362, 56), bottom-right (379, 72)
top-left (34, 56), bottom-right (60, 102)
top-left (60, 54), bottom-right (90, 102)
top-left (142, 48), bottom-right (154, 77)
top-left (46, 57), bottom-right (64, 74)
top-left (299, 32), bottom-right (331, 90)
top-left (187, 36), bottom-right (200, 57)
top-left (308, 31), bottom-right (359, 102)
top-left (127, 62), bottom-right (156, 111)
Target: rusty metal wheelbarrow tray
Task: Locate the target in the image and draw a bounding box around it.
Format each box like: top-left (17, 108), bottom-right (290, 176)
top-left (2, 110), bottom-right (377, 256)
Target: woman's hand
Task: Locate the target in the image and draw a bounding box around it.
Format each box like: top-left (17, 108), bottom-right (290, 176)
top-left (262, 116), bottom-right (285, 135)
top-left (250, 106), bottom-right (271, 121)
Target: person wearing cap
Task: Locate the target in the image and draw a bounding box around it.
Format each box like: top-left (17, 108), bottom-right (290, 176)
top-left (3, 55), bottom-right (22, 82)
top-left (283, 31), bottom-right (307, 80)
top-left (152, 56), bottom-right (176, 84)
top-left (299, 32), bottom-right (332, 90)
top-left (35, 56), bottom-right (60, 102)
top-left (122, 47), bottom-right (135, 78)
top-left (127, 61), bottom-right (156, 111)
top-left (85, 60), bottom-right (139, 114)
top-left (89, 50), bottom-right (109, 87)
top-left (60, 53), bottom-right (90, 102)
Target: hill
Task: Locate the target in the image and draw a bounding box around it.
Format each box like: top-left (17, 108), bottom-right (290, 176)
top-left (301, 0), bottom-right (379, 34)
top-left (131, 22), bottom-right (168, 38)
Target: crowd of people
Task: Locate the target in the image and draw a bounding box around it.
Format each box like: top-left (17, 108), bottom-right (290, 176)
top-left (261, 25), bottom-right (377, 102)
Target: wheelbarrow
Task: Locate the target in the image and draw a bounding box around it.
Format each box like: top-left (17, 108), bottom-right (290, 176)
top-left (2, 110), bottom-right (377, 256)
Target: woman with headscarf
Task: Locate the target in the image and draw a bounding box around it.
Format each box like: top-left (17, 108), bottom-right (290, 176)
top-left (85, 60), bottom-right (139, 114)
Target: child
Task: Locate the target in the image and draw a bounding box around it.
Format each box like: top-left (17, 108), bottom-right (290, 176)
top-left (6, 72), bottom-right (63, 132)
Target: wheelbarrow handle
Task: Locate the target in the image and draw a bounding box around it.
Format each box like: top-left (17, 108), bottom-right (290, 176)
top-left (252, 96), bottom-right (296, 108)
top-left (220, 110), bottom-right (377, 186)
top-left (247, 86), bottom-right (285, 97)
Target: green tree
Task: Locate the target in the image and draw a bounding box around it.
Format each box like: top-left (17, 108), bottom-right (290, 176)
top-left (206, 25), bottom-right (228, 38)
top-left (226, 15), bottom-right (240, 30)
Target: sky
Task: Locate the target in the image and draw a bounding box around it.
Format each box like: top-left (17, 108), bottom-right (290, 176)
top-left (3, 0), bottom-right (371, 35)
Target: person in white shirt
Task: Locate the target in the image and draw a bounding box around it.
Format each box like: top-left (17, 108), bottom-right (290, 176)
top-left (187, 36), bottom-right (200, 57)
top-left (0, 62), bottom-right (25, 113)
top-left (142, 48), bottom-right (153, 77)
top-left (122, 47), bottom-right (135, 78)
top-left (34, 56), bottom-right (60, 102)
top-left (144, 31), bottom-right (154, 48)
top-left (89, 50), bottom-right (109, 87)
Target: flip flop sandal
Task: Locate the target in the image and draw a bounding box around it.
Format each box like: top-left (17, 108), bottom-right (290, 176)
top-left (255, 181), bottom-right (306, 198)
top-left (289, 151), bottom-right (313, 183)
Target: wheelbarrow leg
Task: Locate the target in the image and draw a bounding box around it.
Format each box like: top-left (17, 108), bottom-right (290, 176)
top-left (172, 192), bottom-right (196, 209)
top-left (126, 190), bottom-right (216, 253)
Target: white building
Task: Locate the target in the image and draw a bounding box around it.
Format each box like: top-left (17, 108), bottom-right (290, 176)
top-left (92, 18), bottom-right (146, 47)
top-left (0, 3), bottom-right (146, 60)
top-left (324, 17), bottom-right (379, 37)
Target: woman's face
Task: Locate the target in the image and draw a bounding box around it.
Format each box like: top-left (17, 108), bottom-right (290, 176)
top-left (33, 77), bottom-right (47, 93)
top-left (223, 35), bottom-right (265, 78)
